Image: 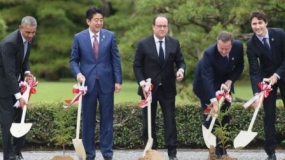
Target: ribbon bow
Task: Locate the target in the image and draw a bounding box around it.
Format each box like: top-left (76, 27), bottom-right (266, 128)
top-left (63, 84), bottom-right (87, 109)
top-left (204, 89), bottom-right (232, 117)
top-left (243, 81), bottom-right (272, 109)
top-left (14, 78), bottom-right (38, 108)
top-left (138, 84), bottom-right (153, 108)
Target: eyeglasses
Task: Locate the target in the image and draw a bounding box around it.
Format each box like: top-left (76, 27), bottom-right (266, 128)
top-left (155, 25), bottom-right (168, 29)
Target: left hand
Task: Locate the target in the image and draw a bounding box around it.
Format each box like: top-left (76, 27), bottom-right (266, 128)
top-left (176, 70), bottom-right (184, 82)
top-left (114, 83), bottom-right (121, 93)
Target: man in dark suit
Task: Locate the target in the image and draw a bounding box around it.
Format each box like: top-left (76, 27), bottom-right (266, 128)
top-left (247, 10), bottom-right (285, 160)
top-left (0, 16), bottom-right (37, 160)
top-left (133, 14), bottom-right (186, 160)
top-left (193, 31), bottom-right (244, 159)
top-left (70, 7), bottom-right (122, 160)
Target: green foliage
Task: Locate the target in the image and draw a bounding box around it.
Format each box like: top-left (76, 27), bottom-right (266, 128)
top-left (51, 105), bottom-right (75, 155)
top-left (0, 101), bottom-right (281, 150)
top-left (0, 0), bottom-right (284, 84)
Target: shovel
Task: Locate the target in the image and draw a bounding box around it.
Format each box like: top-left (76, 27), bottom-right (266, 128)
top-left (202, 84), bottom-right (229, 148)
top-left (10, 83), bottom-right (32, 138)
top-left (234, 78), bottom-right (270, 149)
top-left (72, 81), bottom-right (86, 160)
top-left (142, 78), bottom-right (153, 157)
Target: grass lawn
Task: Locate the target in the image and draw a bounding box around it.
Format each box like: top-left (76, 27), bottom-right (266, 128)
top-left (30, 79), bottom-right (258, 104)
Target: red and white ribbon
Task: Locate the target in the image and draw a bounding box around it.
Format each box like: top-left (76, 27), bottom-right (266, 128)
top-left (204, 90), bottom-right (232, 116)
top-left (14, 78), bottom-right (38, 108)
top-left (138, 84), bottom-right (153, 108)
top-left (243, 81), bottom-right (272, 109)
top-left (63, 84), bottom-right (87, 109)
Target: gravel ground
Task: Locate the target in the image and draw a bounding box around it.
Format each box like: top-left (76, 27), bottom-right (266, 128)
top-left (0, 149), bottom-right (284, 160)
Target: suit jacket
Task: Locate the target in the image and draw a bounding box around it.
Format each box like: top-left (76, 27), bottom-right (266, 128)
top-left (133, 35), bottom-right (186, 98)
top-left (70, 29), bottom-right (122, 93)
top-left (193, 40), bottom-right (244, 100)
top-left (0, 30), bottom-right (31, 98)
top-left (247, 28), bottom-right (285, 93)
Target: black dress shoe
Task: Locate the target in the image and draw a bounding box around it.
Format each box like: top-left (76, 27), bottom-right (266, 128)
top-left (169, 156), bottom-right (178, 160)
top-left (15, 153), bottom-right (24, 160)
top-left (104, 157), bottom-right (112, 160)
top-left (85, 157), bottom-right (95, 160)
top-left (265, 154), bottom-right (276, 160)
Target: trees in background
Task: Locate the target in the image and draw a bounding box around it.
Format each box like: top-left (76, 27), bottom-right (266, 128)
top-left (0, 0), bottom-right (284, 81)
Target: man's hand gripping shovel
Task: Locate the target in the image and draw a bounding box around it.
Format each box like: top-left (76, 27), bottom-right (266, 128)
top-left (10, 77), bottom-right (38, 138)
top-left (202, 84), bottom-right (230, 149)
top-left (233, 78), bottom-right (272, 149)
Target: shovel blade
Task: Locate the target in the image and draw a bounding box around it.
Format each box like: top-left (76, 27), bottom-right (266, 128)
top-left (72, 138), bottom-right (86, 160)
top-left (10, 123), bottom-right (32, 138)
top-left (202, 125), bottom-right (216, 148)
top-left (234, 130), bottom-right (257, 149)
top-left (142, 138), bottom-right (153, 157)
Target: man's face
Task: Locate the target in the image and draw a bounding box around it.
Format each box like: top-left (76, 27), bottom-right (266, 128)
top-left (152, 17), bottom-right (168, 39)
top-left (217, 40), bottom-right (232, 57)
top-left (87, 13), bottom-right (103, 33)
top-left (251, 17), bottom-right (267, 37)
top-left (19, 25), bottom-right (37, 42)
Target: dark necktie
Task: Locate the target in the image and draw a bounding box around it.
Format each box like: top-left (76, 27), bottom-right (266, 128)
top-left (23, 41), bottom-right (28, 62)
top-left (93, 35), bottom-right (99, 59)
top-left (158, 41), bottom-right (164, 66)
top-left (262, 38), bottom-right (271, 55)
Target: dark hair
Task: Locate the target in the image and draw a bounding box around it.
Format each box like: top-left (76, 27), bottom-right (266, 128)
top-left (86, 6), bottom-right (104, 20)
top-left (217, 31), bottom-right (234, 43)
top-left (152, 14), bottom-right (168, 26)
top-left (249, 10), bottom-right (267, 23)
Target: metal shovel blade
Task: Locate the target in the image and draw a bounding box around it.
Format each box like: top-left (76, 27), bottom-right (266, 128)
top-left (10, 123), bottom-right (32, 138)
top-left (72, 138), bottom-right (86, 160)
top-left (202, 125), bottom-right (216, 148)
top-left (234, 130), bottom-right (257, 149)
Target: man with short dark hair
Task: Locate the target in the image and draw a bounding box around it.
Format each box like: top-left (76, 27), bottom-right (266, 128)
top-left (247, 10), bottom-right (285, 160)
top-left (193, 31), bottom-right (244, 159)
top-left (70, 6), bottom-right (122, 160)
top-left (0, 16), bottom-right (37, 160)
top-left (133, 14), bottom-right (186, 160)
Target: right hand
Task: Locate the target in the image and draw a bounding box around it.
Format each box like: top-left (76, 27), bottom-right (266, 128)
top-left (76, 73), bottom-right (85, 83)
top-left (18, 97), bottom-right (27, 108)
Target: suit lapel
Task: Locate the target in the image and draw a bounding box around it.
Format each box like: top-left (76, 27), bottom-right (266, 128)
top-left (268, 29), bottom-right (276, 60)
top-left (147, 36), bottom-right (160, 64)
top-left (164, 36), bottom-right (170, 63)
top-left (83, 30), bottom-right (96, 60)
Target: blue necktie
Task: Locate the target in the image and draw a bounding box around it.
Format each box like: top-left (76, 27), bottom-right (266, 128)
top-left (158, 41), bottom-right (164, 66)
top-left (262, 38), bottom-right (271, 55)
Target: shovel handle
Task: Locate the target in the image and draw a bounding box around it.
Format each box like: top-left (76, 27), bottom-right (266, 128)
top-left (247, 92), bottom-right (264, 131)
top-left (75, 80), bottom-right (85, 139)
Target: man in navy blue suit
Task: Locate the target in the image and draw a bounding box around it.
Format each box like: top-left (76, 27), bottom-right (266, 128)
top-left (247, 10), bottom-right (285, 160)
top-left (193, 31), bottom-right (244, 159)
top-left (70, 7), bottom-right (122, 160)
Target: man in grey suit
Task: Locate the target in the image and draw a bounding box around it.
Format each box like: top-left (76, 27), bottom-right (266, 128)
top-left (133, 14), bottom-right (186, 160)
top-left (0, 16), bottom-right (37, 160)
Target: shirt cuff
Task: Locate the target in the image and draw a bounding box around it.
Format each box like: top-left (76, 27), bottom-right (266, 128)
top-left (274, 73), bottom-right (280, 79)
top-left (139, 80), bottom-right (146, 87)
top-left (210, 98), bottom-right (217, 103)
top-left (14, 93), bottom-right (21, 100)
top-left (178, 68), bottom-right (184, 73)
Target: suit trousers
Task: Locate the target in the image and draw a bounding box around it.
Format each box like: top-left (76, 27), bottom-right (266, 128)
top-left (141, 86), bottom-right (177, 157)
top-left (199, 98), bottom-right (230, 156)
top-left (0, 96), bottom-right (25, 160)
top-left (263, 84), bottom-right (278, 156)
top-left (82, 79), bottom-right (114, 159)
